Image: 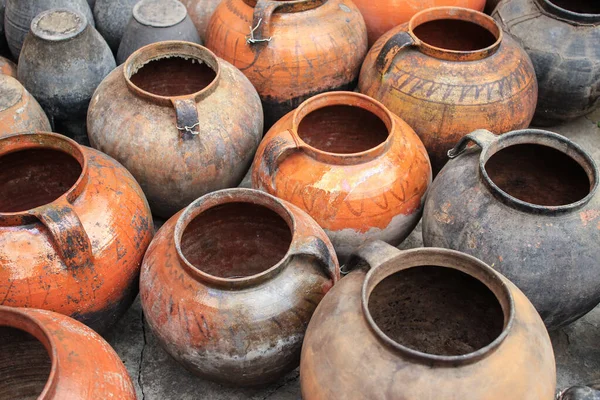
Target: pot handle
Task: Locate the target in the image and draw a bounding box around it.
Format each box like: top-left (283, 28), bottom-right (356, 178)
top-left (376, 31), bottom-right (420, 75)
top-left (30, 198), bottom-right (94, 271)
top-left (447, 129), bottom-right (498, 159)
top-left (247, 0), bottom-right (283, 44)
top-left (260, 129), bottom-right (302, 177)
top-left (342, 240), bottom-right (400, 275)
top-left (289, 235), bottom-right (340, 282)
top-left (558, 386), bottom-right (600, 400)
top-left (172, 96), bottom-right (200, 141)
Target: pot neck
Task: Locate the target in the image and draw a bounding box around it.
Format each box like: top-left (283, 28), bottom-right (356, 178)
top-left (535, 0), bottom-right (600, 24)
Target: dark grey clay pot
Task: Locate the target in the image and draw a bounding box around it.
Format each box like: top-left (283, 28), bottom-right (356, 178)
top-left (17, 9), bottom-right (115, 139)
top-left (493, 0), bottom-right (600, 125)
top-left (5, 0), bottom-right (94, 60)
top-left (422, 128), bottom-right (600, 330)
top-left (560, 383), bottom-right (600, 400)
top-left (94, 0), bottom-right (139, 52)
top-left (116, 0), bottom-right (201, 64)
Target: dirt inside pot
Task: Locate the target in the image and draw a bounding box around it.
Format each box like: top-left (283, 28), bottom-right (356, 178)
top-left (181, 202), bottom-right (292, 278)
top-left (130, 57), bottom-right (216, 97)
top-left (297, 105), bottom-right (389, 154)
top-left (0, 149), bottom-right (82, 212)
top-left (548, 0), bottom-right (600, 14)
top-left (413, 19), bottom-right (497, 51)
top-left (368, 266), bottom-right (504, 356)
top-left (485, 144), bottom-right (590, 206)
top-left (0, 327), bottom-right (51, 399)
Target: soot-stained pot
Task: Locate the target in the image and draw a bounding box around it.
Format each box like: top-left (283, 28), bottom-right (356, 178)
top-left (88, 41), bottom-right (263, 218)
top-left (423, 128), bottom-right (600, 329)
top-left (180, 0), bottom-right (222, 42)
top-left (140, 188), bottom-right (339, 387)
top-left (0, 305), bottom-right (136, 399)
top-left (252, 91), bottom-right (431, 261)
top-left (0, 75), bottom-right (51, 136)
top-left (5, 0), bottom-right (94, 59)
top-left (493, 0), bottom-right (600, 125)
top-left (358, 6), bottom-right (537, 174)
top-left (205, 0), bottom-right (368, 128)
top-left (0, 132), bottom-right (153, 332)
top-left (116, 0), bottom-right (202, 64)
top-left (300, 241), bottom-right (556, 399)
top-left (94, 0), bottom-right (139, 52)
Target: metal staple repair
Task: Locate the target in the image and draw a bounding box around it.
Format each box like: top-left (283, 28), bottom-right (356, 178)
top-left (246, 18), bottom-right (272, 44)
top-left (176, 122), bottom-right (201, 133)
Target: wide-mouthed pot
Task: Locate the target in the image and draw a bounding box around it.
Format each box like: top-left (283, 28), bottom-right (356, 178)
top-left (0, 75), bottom-right (51, 136)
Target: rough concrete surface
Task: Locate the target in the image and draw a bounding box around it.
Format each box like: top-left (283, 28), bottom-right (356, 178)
top-left (107, 111), bottom-right (600, 399)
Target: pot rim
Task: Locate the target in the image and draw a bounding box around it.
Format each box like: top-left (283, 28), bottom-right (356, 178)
top-left (361, 247), bottom-right (515, 366)
top-left (30, 8), bottom-right (88, 42)
top-left (0, 306), bottom-right (59, 399)
top-left (173, 188), bottom-right (298, 289)
top-left (242, 0), bottom-right (326, 13)
top-left (133, 0), bottom-right (188, 28)
top-left (535, 0), bottom-right (600, 24)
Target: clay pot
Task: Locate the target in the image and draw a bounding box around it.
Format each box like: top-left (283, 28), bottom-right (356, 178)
top-left (88, 41), bottom-right (263, 218)
top-left (252, 91), bottom-right (431, 261)
top-left (0, 75), bottom-right (51, 136)
top-left (17, 9), bottom-right (115, 139)
top-left (358, 7), bottom-right (537, 174)
top-left (5, 0), bottom-right (94, 59)
top-left (353, 0), bottom-right (485, 47)
top-left (116, 0), bottom-right (202, 64)
top-left (485, 0), bottom-right (502, 13)
top-left (423, 129), bottom-right (600, 329)
top-left (0, 55), bottom-right (16, 77)
top-left (0, 132), bottom-right (153, 332)
top-left (94, 0), bottom-right (139, 52)
top-left (205, 0), bottom-right (368, 128)
top-left (0, 305), bottom-right (136, 399)
top-left (181, 0), bottom-right (221, 42)
top-left (493, 0), bottom-right (600, 125)
top-left (140, 188), bottom-right (339, 386)
top-left (300, 241), bottom-right (556, 399)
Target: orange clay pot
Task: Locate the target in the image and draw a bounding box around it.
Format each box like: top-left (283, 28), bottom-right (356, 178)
top-left (358, 7), bottom-right (537, 174)
top-left (0, 132), bottom-right (153, 332)
top-left (181, 0), bottom-right (222, 41)
top-left (300, 241), bottom-right (556, 400)
top-left (205, 0), bottom-right (368, 127)
top-left (353, 0), bottom-right (485, 46)
top-left (0, 75), bottom-right (51, 136)
top-left (140, 188), bottom-right (339, 386)
top-left (0, 55), bottom-right (17, 77)
top-left (252, 92), bottom-right (431, 261)
top-left (0, 305), bottom-right (136, 399)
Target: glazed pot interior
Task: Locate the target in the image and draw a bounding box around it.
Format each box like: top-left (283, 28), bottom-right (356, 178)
top-left (546, 0), bottom-right (600, 14)
top-left (368, 265), bottom-right (505, 356)
top-left (180, 202), bottom-right (292, 279)
top-left (0, 327), bottom-right (52, 399)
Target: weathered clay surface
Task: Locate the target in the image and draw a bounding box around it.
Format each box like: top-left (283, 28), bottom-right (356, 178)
top-left (0, 75), bottom-right (51, 136)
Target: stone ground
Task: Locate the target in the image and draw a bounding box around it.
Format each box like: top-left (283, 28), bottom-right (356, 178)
top-left (105, 110), bottom-right (600, 399)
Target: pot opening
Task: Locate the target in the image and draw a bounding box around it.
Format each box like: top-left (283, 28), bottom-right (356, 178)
top-left (0, 149), bottom-right (82, 212)
top-left (547, 0), bottom-right (600, 14)
top-left (180, 202), bottom-right (292, 279)
top-left (412, 19), bottom-right (498, 52)
top-left (0, 327), bottom-right (52, 399)
top-left (130, 56), bottom-right (216, 97)
top-left (368, 266), bottom-right (504, 356)
top-left (297, 105), bottom-right (389, 154)
top-left (485, 144), bottom-right (590, 207)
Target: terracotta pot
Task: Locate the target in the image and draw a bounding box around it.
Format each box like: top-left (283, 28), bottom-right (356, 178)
top-left (17, 9), bottom-right (115, 139)
top-left (88, 41), bottom-right (263, 218)
top-left (0, 55), bottom-right (16, 77)
top-left (205, 0), bottom-right (368, 128)
top-left (353, 0), bottom-right (485, 47)
top-left (0, 305), bottom-right (136, 399)
top-left (0, 75), bottom-right (51, 136)
top-left (358, 6), bottom-right (537, 174)
top-left (300, 241), bottom-right (556, 399)
top-left (94, 0), bottom-right (139, 52)
top-left (116, 0), bottom-right (202, 64)
top-left (423, 129), bottom-right (600, 329)
top-left (181, 0), bottom-right (221, 42)
top-left (252, 91), bottom-right (431, 261)
top-left (485, 0), bottom-right (502, 13)
top-left (140, 188), bottom-right (339, 386)
top-left (0, 132), bottom-right (153, 332)
top-left (493, 0), bottom-right (600, 125)
top-left (5, 0), bottom-right (94, 59)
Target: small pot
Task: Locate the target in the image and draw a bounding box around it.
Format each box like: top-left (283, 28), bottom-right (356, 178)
top-left (94, 0), bottom-right (139, 52)
top-left (0, 75), bottom-right (51, 136)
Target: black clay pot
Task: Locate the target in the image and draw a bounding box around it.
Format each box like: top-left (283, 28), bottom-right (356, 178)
top-left (422, 128), bottom-right (600, 330)
top-left (493, 0), bottom-right (600, 125)
top-left (94, 0), bottom-right (139, 52)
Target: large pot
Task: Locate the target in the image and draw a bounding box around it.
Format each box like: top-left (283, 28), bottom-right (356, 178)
top-left (358, 6), bottom-right (537, 174)
top-left (0, 305), bottom-right (136, 399)
top-left (140, 188), bottom-right (339, 386)
top-left (0, 132), bottom-right (153, 332)
top-left (88, 41), bottom-right (263, 218)
top-left (300, 241), bottom-right (556, 399)
top-left (252, 91), bottom-right (431, 261)
top-left (493, 0), bottom-right (600, 125)
top-left (94, 0), bottom-right (139, 52)
top-left (0, 75), bottom-right (51, 136)
top-left (423, 128), bottom-right (600, 329)
top-left (181, 0), bottom-right (221, 42)
top-left (205, 0), bottom-right (368, 128)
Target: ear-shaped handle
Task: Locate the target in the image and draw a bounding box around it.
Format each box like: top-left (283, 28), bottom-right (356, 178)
top-left (289, 235), bottom-right (340, 282)
top-left (447, 129), bottom-right (498, 159)
top-left (343, 240), bottom-right (400, 275)
top-left (247, 0), bottom-right (285, 44)
top-left (172, 96), bottom-right (200, 141)
top-left (376, 31), bottom-right (420, 75)
top-left (30, 198), bottom-right (94, 271)
top-left (559, 386), bottom-right (600, 400)
top-left (254, 129), bottom-right (301, 192)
